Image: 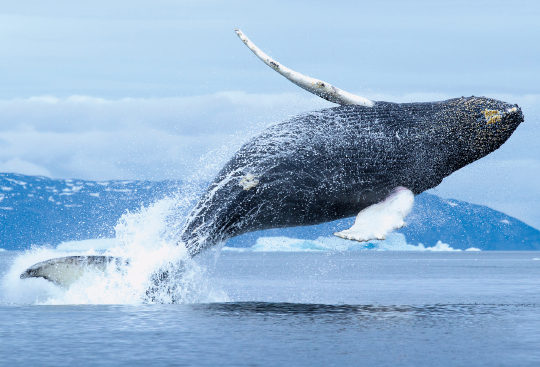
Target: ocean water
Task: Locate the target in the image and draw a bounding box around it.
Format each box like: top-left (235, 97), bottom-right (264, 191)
top-left (1, 250), bottom-right (539, 366)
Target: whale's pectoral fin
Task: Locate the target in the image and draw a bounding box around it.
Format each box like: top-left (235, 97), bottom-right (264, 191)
top-left (334, 187), bottom-right (414, 242)
top-left (234, 29), bottom-right (374, 107)
top-left (20, 256), bottom-right (128, 289)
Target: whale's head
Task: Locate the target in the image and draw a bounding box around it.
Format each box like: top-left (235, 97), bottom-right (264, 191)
top-left (443, 96), bottom-right (524, 162)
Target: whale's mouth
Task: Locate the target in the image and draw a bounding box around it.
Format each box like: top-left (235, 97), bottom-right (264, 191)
top-left (501, 104), bottom-right (524, 127)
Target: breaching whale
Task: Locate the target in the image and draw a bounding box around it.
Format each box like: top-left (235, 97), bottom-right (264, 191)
top-left (21, 29), bottom-right (524, 287)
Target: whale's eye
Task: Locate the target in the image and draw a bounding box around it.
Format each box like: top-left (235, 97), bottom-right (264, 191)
top-left (482, 109), bottom-right (502, 124)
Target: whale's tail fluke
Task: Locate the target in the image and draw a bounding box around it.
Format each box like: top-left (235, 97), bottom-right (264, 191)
top-left (20, 256), bottom-right (128, 289)
top-left (20, 254), bottom-right (196, 303)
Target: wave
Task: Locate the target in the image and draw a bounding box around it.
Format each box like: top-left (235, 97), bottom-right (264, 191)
top-left (223, 234), bottom-right (481, 252)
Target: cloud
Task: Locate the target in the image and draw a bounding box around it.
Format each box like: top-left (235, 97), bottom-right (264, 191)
top-left (0, 157), bottom-right (51, 177)
top-left (0, 92), bottom-right (334, 134)
top-left (0, 92), bottom-right (334, 180)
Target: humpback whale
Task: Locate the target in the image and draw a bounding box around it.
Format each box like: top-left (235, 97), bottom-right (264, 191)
top-left (21, 29), bottom-right (524, 287)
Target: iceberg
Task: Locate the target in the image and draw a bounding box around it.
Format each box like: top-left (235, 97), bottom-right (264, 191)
top-left (223, 233), bottom-right (471, 252)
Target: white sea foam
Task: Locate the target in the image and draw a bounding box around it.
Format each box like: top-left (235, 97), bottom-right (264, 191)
top-left (1, 196), bottom-right (228, 305)
top-left (223, 234), bottom-right (473, 252)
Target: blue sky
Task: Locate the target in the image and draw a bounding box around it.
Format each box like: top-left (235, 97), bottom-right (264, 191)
top-left (0, 0), bottom-right (539, 227)
top-left (1, 0), bottom-right (539, 98)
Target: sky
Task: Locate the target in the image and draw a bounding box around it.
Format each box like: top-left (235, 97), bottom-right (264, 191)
top-left (0, 0), bottom-right (539, 227)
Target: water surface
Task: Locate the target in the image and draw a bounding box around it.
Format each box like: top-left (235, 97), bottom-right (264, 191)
top-left (1, 251), bottom-right (539, 366)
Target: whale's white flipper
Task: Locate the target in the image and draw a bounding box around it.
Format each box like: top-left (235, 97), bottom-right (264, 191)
top-left (20, 256), bottom-right (126, 288)
top-left (234, 29), bottom-right (374, 107)
top-left (334, 187), bottom-right (414, 242)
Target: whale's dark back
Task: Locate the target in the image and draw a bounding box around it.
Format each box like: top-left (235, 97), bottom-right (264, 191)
top-left (181, 97), bottom-right (523, 256)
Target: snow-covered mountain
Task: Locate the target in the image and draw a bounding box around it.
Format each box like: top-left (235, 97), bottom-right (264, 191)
top-left (0, 173), bottom-right (184, 250)
top-left (1, 173), bottom-right (539, 251)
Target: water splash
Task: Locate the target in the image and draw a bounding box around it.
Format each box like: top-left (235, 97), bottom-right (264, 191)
top-left (1, 196), bottom-right (229, 305)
